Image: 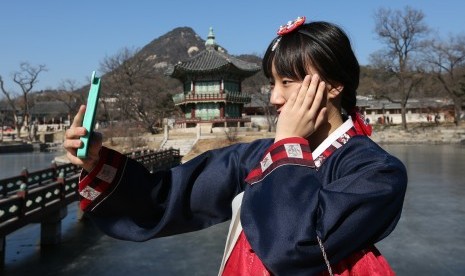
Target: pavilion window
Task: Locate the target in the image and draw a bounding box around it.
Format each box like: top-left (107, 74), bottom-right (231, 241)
top-left (195, 81), bottom-right (220, 94)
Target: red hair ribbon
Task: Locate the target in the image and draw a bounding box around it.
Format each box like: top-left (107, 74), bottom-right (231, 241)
top-left (350, 107), bottom-right (372, 136)
top-left (277, 16), bottom-right (306, 36)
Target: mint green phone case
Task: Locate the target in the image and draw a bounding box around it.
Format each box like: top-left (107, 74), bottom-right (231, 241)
top-left (77, 71), bottom-right (101, 158)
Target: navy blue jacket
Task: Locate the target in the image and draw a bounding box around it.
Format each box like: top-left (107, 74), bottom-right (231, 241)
top-left (79, 136), bottom-right (407, 275)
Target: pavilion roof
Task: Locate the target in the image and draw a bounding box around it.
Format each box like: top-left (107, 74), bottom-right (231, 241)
top-left (166, 49), bottom-right (261, 80)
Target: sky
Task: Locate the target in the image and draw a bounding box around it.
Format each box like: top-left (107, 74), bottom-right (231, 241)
top-left (1, 0), bottom-right (465, 92)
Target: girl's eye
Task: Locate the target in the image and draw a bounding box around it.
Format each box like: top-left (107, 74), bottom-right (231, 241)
top-left (282, 80), bottom-right (293, 85)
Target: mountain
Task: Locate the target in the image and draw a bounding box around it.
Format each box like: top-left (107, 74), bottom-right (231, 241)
top-left (137, 27), bottom-right (208, 71)
top-left (136, 27), bottom-right (265, 89)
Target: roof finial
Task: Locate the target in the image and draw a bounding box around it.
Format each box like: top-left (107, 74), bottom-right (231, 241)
top-left (205, 27), bottom-right (217, 50)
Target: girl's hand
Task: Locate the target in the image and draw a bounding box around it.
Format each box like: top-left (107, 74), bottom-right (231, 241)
top-left (275, 74), bottom-right (327, 142)
top-left (63, 105), bottom-right (102, 172)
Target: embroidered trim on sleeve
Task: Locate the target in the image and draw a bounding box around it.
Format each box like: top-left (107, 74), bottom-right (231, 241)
top-left (96, 164), bottom-right (118, 183)
top-left (78, 147), bottom-right (126, 211)
top-left (245, 137), bottom-right (314, 185)
top-left (80, 186), bottom-right (101, 201)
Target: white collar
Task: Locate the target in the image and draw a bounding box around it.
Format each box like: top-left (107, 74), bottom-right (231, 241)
top-left (312, 118), bottom-right (354, 159)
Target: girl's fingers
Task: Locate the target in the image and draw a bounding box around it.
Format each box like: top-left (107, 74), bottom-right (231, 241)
top-left (62, 106), bottom-right (103, 171)
top-left (284, 87), bottom-right (298, 110)
top-left (63, 138), bottom-right (82, 150)
top-left (66, 105), bottom-right (87, 139)
top-left (65, 126), bottom-right (87, 139)
top-left (66, 147), bottom-right (86, 167)
top-left (295, 75), bottom-right (313, 107)
top-left (71, 105), bottom-right (86, 128)
top-left (301, 74), bottom-right (320, 112)
top-left (308, 79), bottom-right (326, 118)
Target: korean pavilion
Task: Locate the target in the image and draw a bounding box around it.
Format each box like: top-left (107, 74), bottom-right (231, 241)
top-left (167, 27), bottom-right (260, 128)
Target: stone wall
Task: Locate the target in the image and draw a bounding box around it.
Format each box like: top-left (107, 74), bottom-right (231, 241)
top-left (371, 124), bottom-right (465, 144)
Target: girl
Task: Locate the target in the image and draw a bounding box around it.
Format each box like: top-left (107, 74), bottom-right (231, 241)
top-left (64, 16), bottom-right (407, 275)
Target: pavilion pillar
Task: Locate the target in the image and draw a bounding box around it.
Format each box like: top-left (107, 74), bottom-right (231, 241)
top-left (191, 106), bottom-right (196, 119)
top-left (220, 104), bottom-right (225, 118)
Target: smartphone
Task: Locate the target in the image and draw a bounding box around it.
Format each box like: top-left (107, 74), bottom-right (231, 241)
top-left (77, 71), bottom-right (101, 158)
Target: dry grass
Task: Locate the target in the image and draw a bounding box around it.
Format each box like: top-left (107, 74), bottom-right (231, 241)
top-left (98, 128), bottom-right (275, 162)
top-left (182, 133), bottom-right (274, 162)
top-left (101, 129), bottom-right (164, 154)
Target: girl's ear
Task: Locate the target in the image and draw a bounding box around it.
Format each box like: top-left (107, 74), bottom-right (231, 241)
top-left (328, 84), bottom-right (344, 99)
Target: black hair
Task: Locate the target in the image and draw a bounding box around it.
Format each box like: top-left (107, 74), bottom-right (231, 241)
top-left (263, 21), bottom-right (359, 113)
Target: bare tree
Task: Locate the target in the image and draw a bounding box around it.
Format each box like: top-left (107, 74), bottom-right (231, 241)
top-left (254, 90), bottom-right (277, 132)
top-left (100, 47), bottom-right (175, 134)
top-left (359, 65), bottom-right (394, 97)
top-left (423, 35), bottom-right (465, 125)
top-left (51, 79), bottom-right (86, 125)
top-left (0, 108), bottom-right (6, 142)
top-left (242, 70), bottom-right (276, 132)
top-left (371, 6), bottom-right (430, 129)
top-left (0, 62), bottom-right (47, 140)
top-left (224, 127), bottom-right (238, 143)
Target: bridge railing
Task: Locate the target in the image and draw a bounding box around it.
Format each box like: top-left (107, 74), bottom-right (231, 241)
top-left (128, 148), bottom-right (181, 172)
top-left (0, 149), bottom-right (181, 198)
top-left (0, 163), bottom-right (80, 198)
top-left (0, 174), bottom-right (80, 237)
top-left (0, 147), bottom-right (182, 267)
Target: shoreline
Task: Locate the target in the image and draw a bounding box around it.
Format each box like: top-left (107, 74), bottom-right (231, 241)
top-left (2, 123), bottom-right (464, 156)
top-left (0, 142), bottom-right (50, 154)
top-left (370, 123), bottom-right (465, 145)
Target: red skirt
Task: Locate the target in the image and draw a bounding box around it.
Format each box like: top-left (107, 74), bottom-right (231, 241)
top-left (223, 231), bottom-right (395, 276)
top-left (318, 245), bottom-right (395, 276)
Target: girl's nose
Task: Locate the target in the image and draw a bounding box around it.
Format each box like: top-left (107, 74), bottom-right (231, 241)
top-left (269, 87), bottom-right (285, 105)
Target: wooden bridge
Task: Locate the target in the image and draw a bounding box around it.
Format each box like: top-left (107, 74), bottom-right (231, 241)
top-left (0, 148), bottom-right (181, 268)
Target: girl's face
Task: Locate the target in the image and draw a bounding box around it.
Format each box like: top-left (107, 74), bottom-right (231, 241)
top-left (269, 63), bottom-right (320, 114)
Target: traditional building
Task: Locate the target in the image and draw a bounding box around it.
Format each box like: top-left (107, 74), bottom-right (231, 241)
top-left (357, 96), bottom-right (457, 124)
top-left (166, 27), bottom-right (260, 128)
